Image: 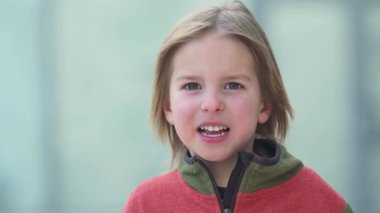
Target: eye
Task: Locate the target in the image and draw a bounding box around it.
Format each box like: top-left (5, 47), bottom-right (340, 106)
top-left (183, 82), bottom-right (202, 90)
top-left (224, 82), bottom-right (243, 90)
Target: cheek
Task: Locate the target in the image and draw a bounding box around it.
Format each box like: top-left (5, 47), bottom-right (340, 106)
top-left (231, 99), bottom-right (261, 139)
top-left (171, 95), bottom-right (198, 122)
top-left (229, 96), bottom-right (261, 117)
top-left (229, 96), bottom-right (262, 131)
top-left (170, 97), bottom-right (199, 143)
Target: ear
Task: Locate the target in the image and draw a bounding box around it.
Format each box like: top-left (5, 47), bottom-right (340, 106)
top-left (163, 100), bottom-right (174, 125)
top-left (258, 101), bottom-right (272, 124)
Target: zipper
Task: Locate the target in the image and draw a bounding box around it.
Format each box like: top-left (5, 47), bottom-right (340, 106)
top-left (198, 155), bottom-right (249, 213)
top-left (197, 160), bottom-right (225, 211)
top-left (223, 156), bottom-right (248, 211)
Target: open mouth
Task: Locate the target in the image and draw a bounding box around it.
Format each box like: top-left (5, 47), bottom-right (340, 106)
top-left (197, 125), bottom-right (230, 138)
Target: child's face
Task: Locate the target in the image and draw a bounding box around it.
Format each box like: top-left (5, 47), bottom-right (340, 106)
top-left (164, 32), bottom-right (271, 163)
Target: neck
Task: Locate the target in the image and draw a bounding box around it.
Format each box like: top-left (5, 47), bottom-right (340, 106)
top-left (206, 140), bottom-right (255, 187)
top-left (206, 156), bottom-right (238, 187)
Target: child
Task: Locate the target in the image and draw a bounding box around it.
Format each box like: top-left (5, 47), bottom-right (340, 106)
top-left (124, 1), bottom-right (353, 212)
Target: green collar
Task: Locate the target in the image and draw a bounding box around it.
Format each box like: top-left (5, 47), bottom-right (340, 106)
top-left (179, 139), bottom-right (303, 195)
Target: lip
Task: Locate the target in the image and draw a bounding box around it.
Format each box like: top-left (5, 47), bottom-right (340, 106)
top-left (198, 131), bottom-right (229, 143)
top-left (197, 120), bottom-right (229, 128)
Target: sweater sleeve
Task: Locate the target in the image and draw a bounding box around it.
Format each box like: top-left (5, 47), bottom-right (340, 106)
top-left (122, 177), bottom-right (161, 213)
top-left (123, 171), bottom-right (184, 213)
top-left (123, 189), bottom-right (144, 213)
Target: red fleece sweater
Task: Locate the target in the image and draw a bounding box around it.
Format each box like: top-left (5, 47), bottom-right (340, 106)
top-left (124, 140), bottom-right (352, 212)
top-left (125, 167), bottom-right (350, 212)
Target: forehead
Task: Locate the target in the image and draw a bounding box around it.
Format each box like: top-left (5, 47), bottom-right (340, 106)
top-left (171, 32), bottom-right (256, 77)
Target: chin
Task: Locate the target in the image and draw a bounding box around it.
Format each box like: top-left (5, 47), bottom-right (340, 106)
top-left (199, 153), bottom-right (234, 163)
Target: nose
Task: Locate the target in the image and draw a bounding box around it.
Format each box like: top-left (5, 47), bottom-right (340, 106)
top-left (200, 90), bottom-right (225, 113)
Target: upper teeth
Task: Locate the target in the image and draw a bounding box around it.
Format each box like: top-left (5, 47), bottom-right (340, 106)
top-left (200, 126), bottom-right (228, 131)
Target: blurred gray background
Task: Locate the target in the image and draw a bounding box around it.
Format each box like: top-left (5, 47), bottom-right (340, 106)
top-left (1, 0), bottom-right (379, 212)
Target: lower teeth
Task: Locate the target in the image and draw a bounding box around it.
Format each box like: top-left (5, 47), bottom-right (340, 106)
top-left (202, 132), bottom-right (225, 138)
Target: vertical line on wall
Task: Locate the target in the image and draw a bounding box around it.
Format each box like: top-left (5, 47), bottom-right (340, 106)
top-left (347, 0), bottom-right (374, 212)
top-left (38, 0), bottom-right (61, 211)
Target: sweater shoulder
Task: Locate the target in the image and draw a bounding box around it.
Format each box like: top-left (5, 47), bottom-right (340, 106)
top-left (297, 166), bottom-right (341, 192)
top-left (133, 170), bottom-right (179, 192)
top-left (291, 166), bottom-right (349, 210)
top-left (123, 170), bottom-right (179, 212)
top-left (237, 166), bottom-right (349, 212)
top-left (127, 169), bottom-right (180, 198)
top-left (123, 170), bottom-right (219, 213)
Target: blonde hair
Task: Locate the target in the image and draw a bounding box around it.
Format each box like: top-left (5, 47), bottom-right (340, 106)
top-left (151, 0), bottom-right (293, 165)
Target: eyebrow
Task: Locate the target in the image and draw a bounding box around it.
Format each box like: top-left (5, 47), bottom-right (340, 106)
top-left (173, 72), bottom-right (253, 82)
top-left (173, 74), bottom-right (201, 82)
top-left (222, 74), bottom-right (252, 81)
top-left (174, 73), bottom-right (252, 81)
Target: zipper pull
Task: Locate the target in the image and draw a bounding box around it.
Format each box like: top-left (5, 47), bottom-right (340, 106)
top-left (223, 208), bottom-right (232, 213)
